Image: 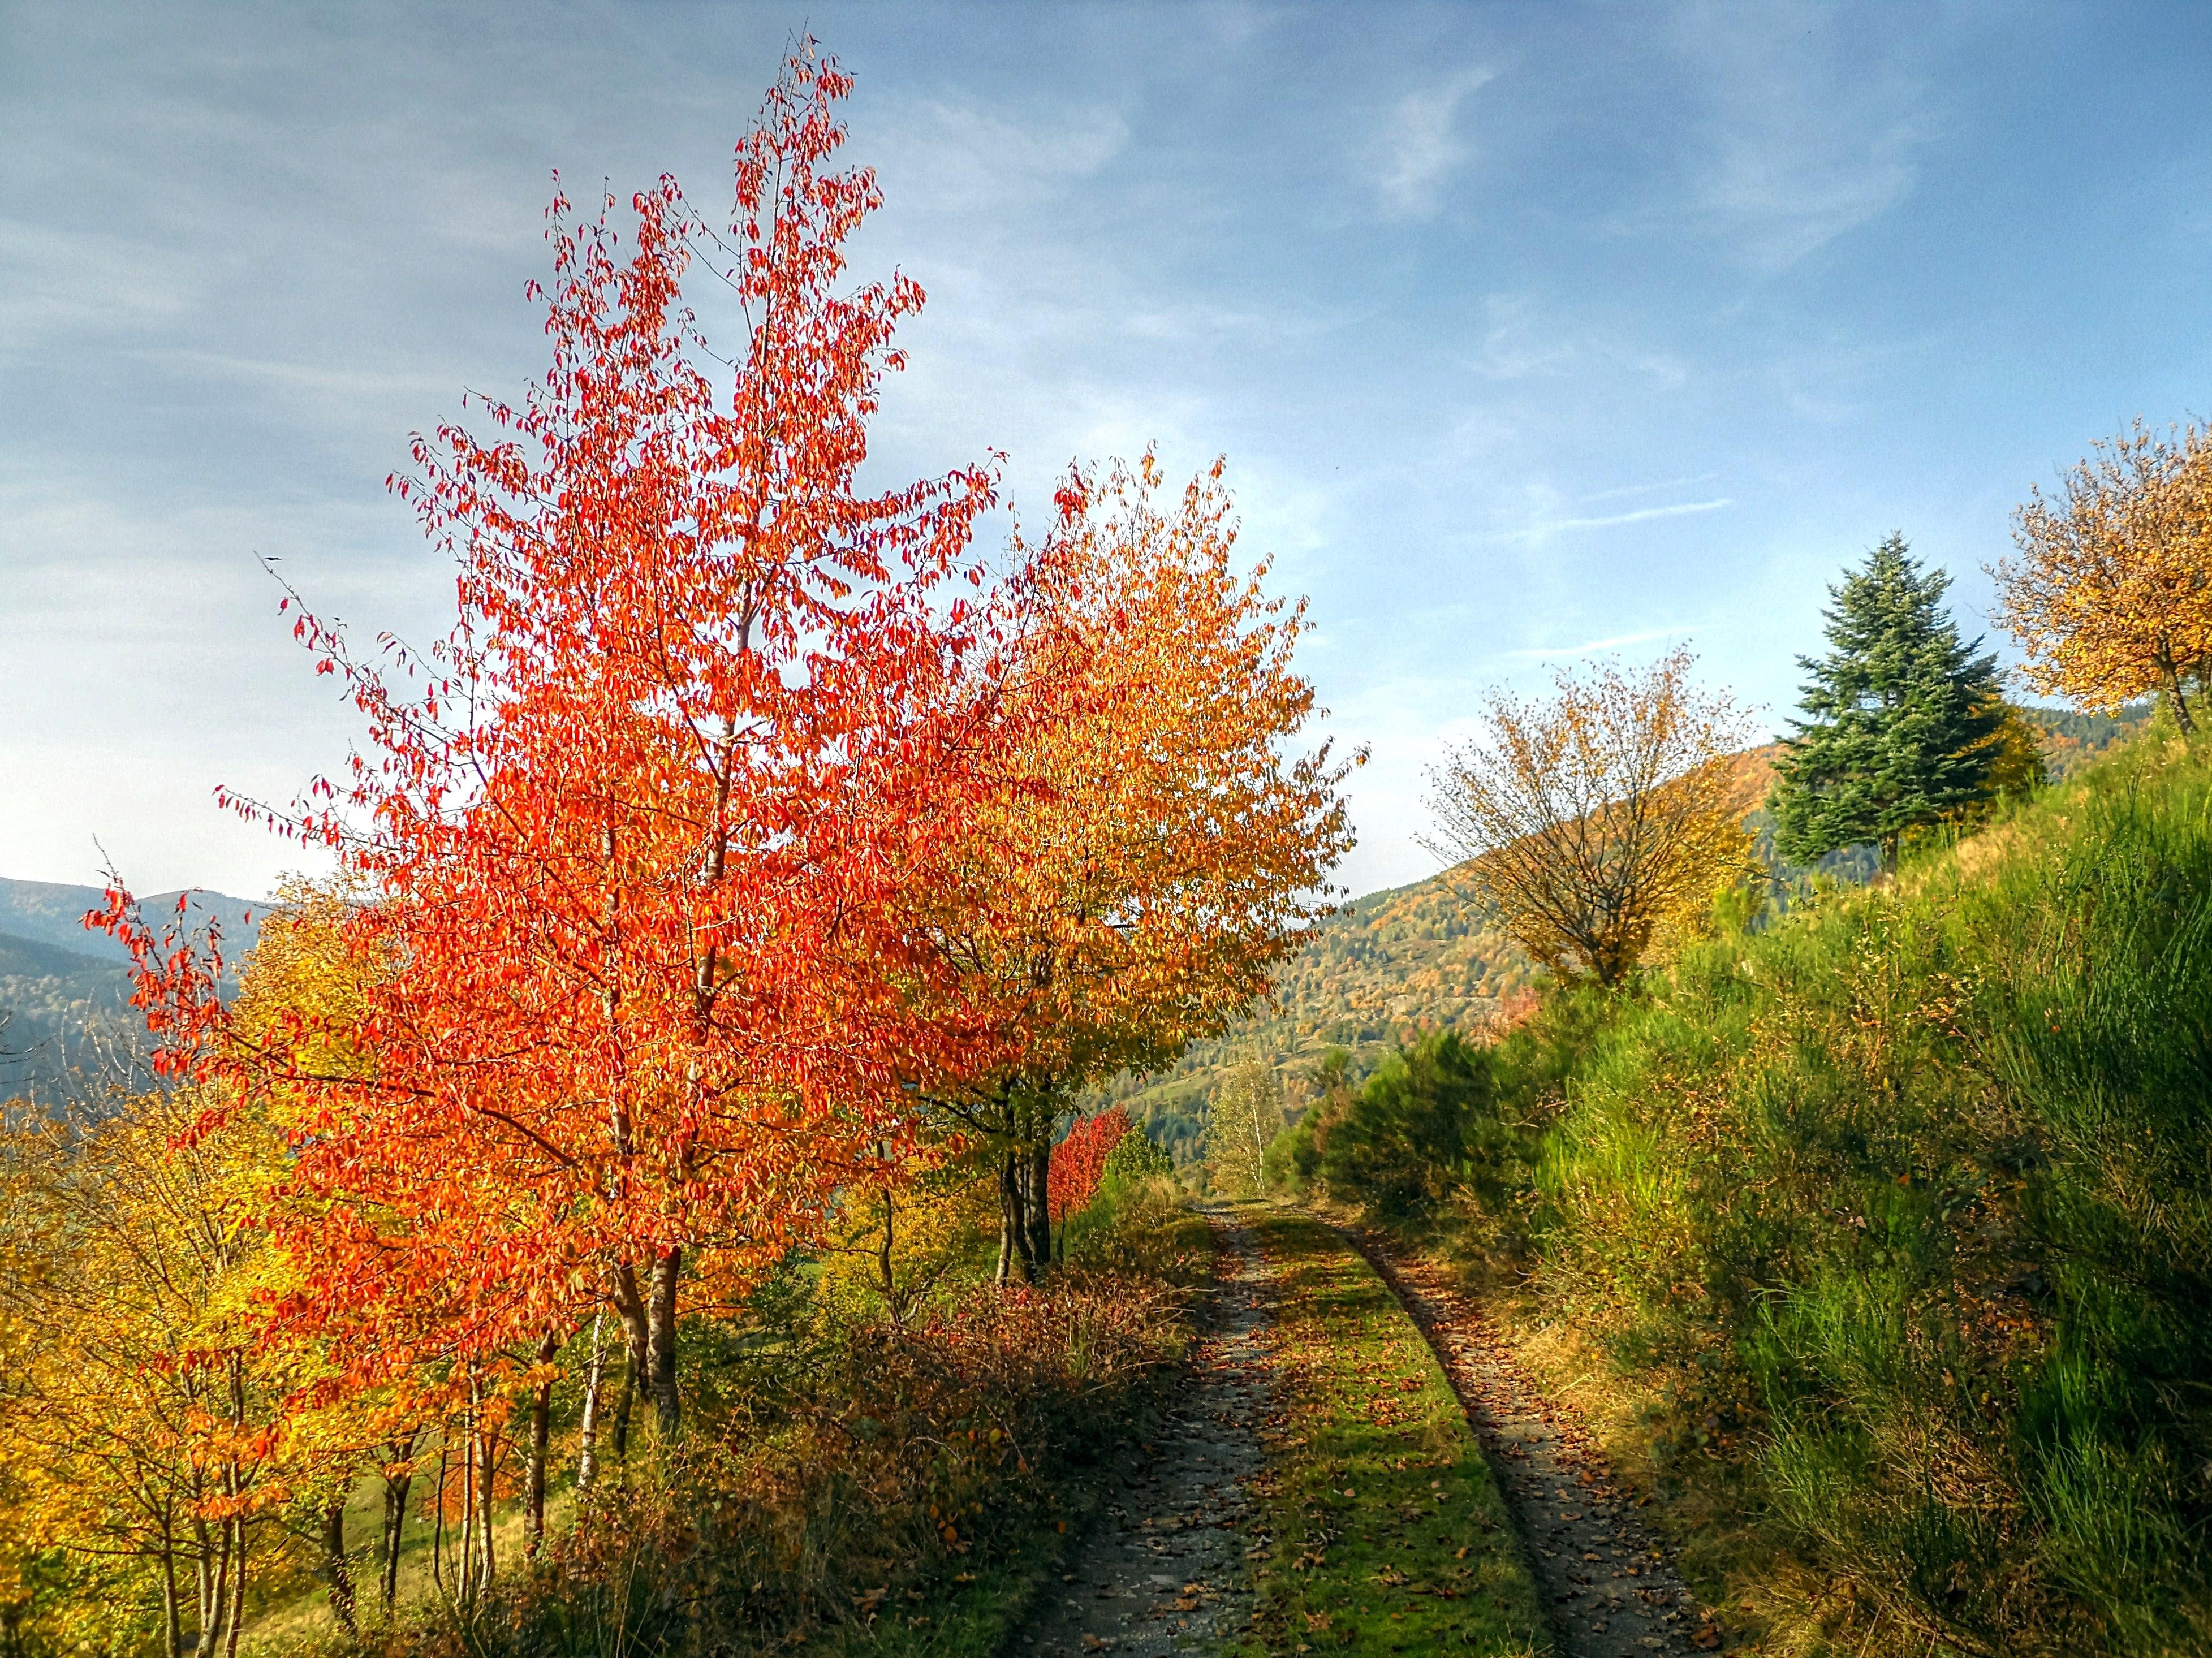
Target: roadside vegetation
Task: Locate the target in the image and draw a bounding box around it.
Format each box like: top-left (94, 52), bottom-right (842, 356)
top-left (0, 40), bottom-right (1347, 1658)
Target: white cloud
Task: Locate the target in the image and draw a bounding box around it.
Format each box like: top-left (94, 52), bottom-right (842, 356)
top-left (0, 219), bottom-right (200, 350)
top-left (1498, 496), bottom-right (1733, 543)
top-left (1661, 5), bottom-right (1937, 271)
top-left (1372, 67), bottom-right (1497, 221)
top-left (1504, 625), bottom-right (1693, 660)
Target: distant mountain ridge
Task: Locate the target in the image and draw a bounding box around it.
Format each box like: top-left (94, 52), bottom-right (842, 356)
top-left (0, 878), bottom-right (262, 1100)
top-left (0, 875), bottom-right (262, 962)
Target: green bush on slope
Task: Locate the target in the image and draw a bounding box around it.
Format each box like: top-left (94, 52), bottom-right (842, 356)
top-left (1309, 731), bottom-right (2211, 1655)
top-left (1521, 733), bottom-right (2212, 1655)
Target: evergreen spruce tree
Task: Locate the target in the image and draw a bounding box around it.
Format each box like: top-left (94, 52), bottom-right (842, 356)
top-left (1771, 534), bottom-right (2006, 873)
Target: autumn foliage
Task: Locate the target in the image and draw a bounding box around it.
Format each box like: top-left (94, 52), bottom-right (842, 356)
top-left (1423, 648), bottom-right (1754, 986)
top-left (1047, 1108), bottom-right (1133, 1225)
top-left (1994, 419), bottom-right (2212, 732)
top-left (2, 40), bottom-right (1348, 1653)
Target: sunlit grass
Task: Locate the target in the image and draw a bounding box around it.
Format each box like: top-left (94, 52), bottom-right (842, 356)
top-left (1234, 1208), bottom-right (1544, 1656)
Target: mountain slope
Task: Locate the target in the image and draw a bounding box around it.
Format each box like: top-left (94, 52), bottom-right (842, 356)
top-left (1109, 706), bottom-right (2149, 1163)
top-left (0, 878), bottom-right (262, 1101)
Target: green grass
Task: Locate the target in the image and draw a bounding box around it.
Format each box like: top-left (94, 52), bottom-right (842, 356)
top-left (1235, 1208), bottom-right (1546, 1656)
top-left (1372, 728), bottom-right (2212, 1657)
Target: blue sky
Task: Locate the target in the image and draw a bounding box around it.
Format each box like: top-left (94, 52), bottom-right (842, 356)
top-left (4, 2), bottom-right (2209, 901)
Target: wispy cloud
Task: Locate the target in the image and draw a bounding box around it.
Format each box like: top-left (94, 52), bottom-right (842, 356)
top-left (1373, 67), bottom-right (1497, 220)
top-left (1577, 472), bottom-right (1721, 505)
top-left (1499, 496), bottom-right (1733, 543)
top-left (1660, 7), bottom-right (1937, 271)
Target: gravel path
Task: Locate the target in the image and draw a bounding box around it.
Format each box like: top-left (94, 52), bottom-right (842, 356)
top-left (1344, 1232), bottom-right (1721, 1657)
top-left (1016, 1213), bottom-right (1274, 1657)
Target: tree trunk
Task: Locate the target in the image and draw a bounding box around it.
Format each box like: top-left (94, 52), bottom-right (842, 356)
top-left (201, 1515), bottom-right (231, 1657)
top-left (457, 1407), bottom-right (476, 1603)
top-left (577, 1311), bottom-right (606, 1491)
top-left (997, 1149), bottom-right (1036, 1284)
top-left (1024, 1139), bottom-right (1053, 1274)
top-left (645, 1246), bottom-right (682, 1439)
top-left (159, 1523), bottom-right (182, 1658)
top-left (221, 1519), bottom-right (247, 1658)
top-left (477, 1422), bottom-right (497, 1586)
top-left (878, 1189), bottom-right (899, 1324)
top-left (193, 1511), bottom-right (215, 1642)
top-left (2167, 664), bottom-right (2196, 734)
top-left (610, 1349), bottom-right (636, 1467)
top-left (613, 1260), bottom-right (653, 1450)
top-left (995, 1148), bottom-right (1019, 1285)
top-left (381, 1456), bottom-right (413, 1615)
top-left (429, 1443), bottom-right (446, 1596)
top-left (527, 1329), bottom-right (558, 1553)
top-left (322, 1497), bottom-right (357, 1635)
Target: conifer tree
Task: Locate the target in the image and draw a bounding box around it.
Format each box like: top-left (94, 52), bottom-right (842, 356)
top-left (1771, 534), bottom-right (2005, 873)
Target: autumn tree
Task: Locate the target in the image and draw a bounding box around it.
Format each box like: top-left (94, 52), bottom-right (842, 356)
top-left (1424, 648), bottom-right (1753, 987)
top-left (916, 455), bottom-right (1354, 1282)
top-left (1993, 420), bottom-right (2212, 732)
top-left (0, 1080), bottom-right (303, 1658)
top-left (1202, 1056), bottom-right (1282, 1199)
top-left (105, 44), bottom-right (1014, 1450)
top-left (1046, 1107), bottom-right (1131, 1250)
top-left (1770, 536), bottom-right (2005, 871)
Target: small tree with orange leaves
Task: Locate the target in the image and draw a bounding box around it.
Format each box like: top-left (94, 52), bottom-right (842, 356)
top-left (1424, 649), bottom-right (1753, 987)
top-left (920, 455), bottom-right (1354, 1281)
top-left (100, 44), bottom-right (1010, 1452)
top-left (1994, 420), bottom-right (2212, 732)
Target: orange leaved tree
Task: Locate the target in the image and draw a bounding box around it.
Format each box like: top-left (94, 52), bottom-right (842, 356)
top-left (920, 455), bottom-right (1355, 1281)
top-left (106, 44), bottom-right (1008, 1444)
top-left (1047, 1107), bottom-right (1131, 1229)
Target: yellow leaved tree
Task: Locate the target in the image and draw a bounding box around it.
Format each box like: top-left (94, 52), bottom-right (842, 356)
top-left (0, 1080), bottom-right (303, 1658)
top-left (1994, 420), bottom-right (2212, 731)
top-left (1424, 649), bottom-right (1756, 987)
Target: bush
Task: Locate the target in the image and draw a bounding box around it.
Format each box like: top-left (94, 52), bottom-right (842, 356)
top-left (1270, 1029), bottom-right (1541, 1219)
top-left (1061, 1131), bottom-right (1197, 1278)
top-left (1502, 733), bottom-right (2212, 1656)
top-left (377, 1272), bottom-right (1197, 1657)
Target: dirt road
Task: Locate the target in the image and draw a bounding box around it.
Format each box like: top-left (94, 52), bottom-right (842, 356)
top-left (1016, 1215), bottom-right (1275, 1656)
top-left (1347, 1236), bottom-right (1719, 1657)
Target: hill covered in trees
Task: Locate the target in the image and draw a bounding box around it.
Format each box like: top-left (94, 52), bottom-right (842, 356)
top-left (0, 878), bottom-right (260, 1099)
top-left (1112, 702), bottom-right (2149, 1164)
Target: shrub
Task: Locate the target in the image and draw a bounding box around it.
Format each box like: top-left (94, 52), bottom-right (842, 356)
top-left (378, 1272), bottom-right (1197, 1657)
top-left (1501, 733), bottom-right (2212, 1656)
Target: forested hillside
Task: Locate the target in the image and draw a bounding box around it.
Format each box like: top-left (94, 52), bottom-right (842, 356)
top-left (0, 878), bottom-right (259, 1098)
top-left (1116, 703), bottom-right (2148, 1164)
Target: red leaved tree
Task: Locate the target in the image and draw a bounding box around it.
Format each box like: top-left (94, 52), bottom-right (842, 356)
top-left (105, 43), bottom-right (1012, 1443)
top-left (1047, 1107), bottom-right (1132, 1228)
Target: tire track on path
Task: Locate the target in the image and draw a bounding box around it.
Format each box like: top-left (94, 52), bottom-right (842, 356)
top-left (1340, 1230), bottom-right (1722, 1657)
top-left (1016, 1211), bottom-right (1274, 1657)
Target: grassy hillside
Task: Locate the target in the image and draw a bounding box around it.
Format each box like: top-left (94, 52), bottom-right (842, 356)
top-left (1300, 720), bottom-right (2211, 1656)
